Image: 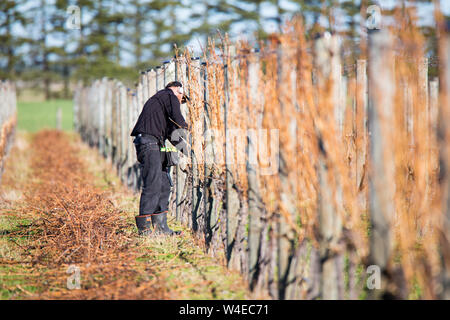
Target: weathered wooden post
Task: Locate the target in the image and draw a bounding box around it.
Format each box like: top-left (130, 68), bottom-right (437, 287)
top-left (438, 20), bottom-right (450, 300)
top-left (175, 56), bottom-right (191, 223)
top-left (348, 59), bottom-right (369, 299)
top-left (246, 51), bottom-right (267, 293)
top-left (314, 34), bottom-right (345, 300)
top-left (356, 60), bottom-right (368, 210)
top-left (99, 78), bottom-right (107, 154)
top-left (111, 81), bottom-right (118, 165)
top-left (367, 29), bottom-right (396, 299)
top-left (130, 90), bottom-right (140, 190)
top-left (73, 81), bottom-right (82, 132)
top-left (224, 45), bottom-right (242, 271)
top-left (429, 79), bottom-right (439, 135)
top-left (201, 58), bottom-right (215, 239)
top-left (275, 41), bottom-right (300, 300)
top-left (56, 107), bottom-right (62, 130)
top-left (148, 69), bottom-right (157, 100)
top-left (156, 66), bottom-right (164, 91)
top-left (141, 70), bottom-right (149, 103)
top-left (119, 85), bottom-right (128, 182)
top-left (113, 82), bottom-right (121, 170)
top-left (105, 79), bottom-right (113, 161)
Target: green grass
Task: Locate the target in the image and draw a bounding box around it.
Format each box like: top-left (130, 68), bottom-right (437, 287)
top-left (17, 99), bottom-right (73, 132)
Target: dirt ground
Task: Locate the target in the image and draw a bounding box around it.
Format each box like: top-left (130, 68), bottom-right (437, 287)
top-left (0, 130), bottom-right (256, 299)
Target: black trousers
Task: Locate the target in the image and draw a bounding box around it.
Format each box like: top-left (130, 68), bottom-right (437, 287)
top-left (134, 134), bottom-right (171, 215)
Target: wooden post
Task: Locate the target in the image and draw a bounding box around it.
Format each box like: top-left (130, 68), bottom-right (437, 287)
top-left (429, 79), bottom-right (439, 135)
top-left (119, 85), bottom-right (128, 182)
top-left (99, 78), bottom-right (107, 154)
top-left (276, 42), bottom-right (299, 300)
top-left (141, 70), bottom-right (149, 102)
top-left (438, 21), bottom-right (450, 300)
top-left (351, 59), bottom-right (368, 299)
top-left (175, 56), bottom-right (191, 224)
top-left (105, 79), bottom-right (113, 161)
top-left (247, 52), bottom-right (266, 292)
top-left (224, 46), bottom-right (241, 270)
top-left (201, 58), bottom-right (214, 238)
top-left (126, 89), bottom-right (132, 187)
top-left (111, 81), bottom-right (118, 166)
top-left (156, 66), bottom-right (164, 91)
top-left (56, 107), bottom-right (62, 130)
top-left (73, 81), bottom-right (81, 132)
top-left (314, 34), bottom-right (344, 300)
top-left (148, 69), bottom-right (157, 101)
top-left (356, 60), bottom-right (368, 209)
top-left (367, 30), bottom-right (396, 299)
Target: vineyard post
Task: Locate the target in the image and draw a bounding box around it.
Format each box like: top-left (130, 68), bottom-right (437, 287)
top-left (172, 58), bottom-right (189, 222)
top-left (438, 21), bottom-right (450, 299)
top-left (247, 52), bottom-right (264, 292)
top-left (88, 81), bottom-right (96, 146)
top-left (85, 84), bottom-right (91, 144)
top-left (119, 85), bottom-right (127, 182)
top-left (179, 56), bottom-right (191, 224)
top-left (73, 81), bottom-right (81, 132)
top-left (350, 59), bottom-right (368, 299)
top-left (138, 72), bottom-right (144, 113)
top-left (224, 45), bottom-right (241, 270)
top-left (419, 58), bottom-right (430, 195)
top-left (156, 66), bottom-right (164, 91)
top-left (111, 81), bottom-right (118, 166)
top-left (99, 78), bottom-right (106, 155)
top-left (202, 59), bottom-right (216, 239)
top-left (367, 30), bottom-right (396, 299)
top-left (141, 70), bottom-right (149, 103)
top-left (276, 43), bottom-right (299, 299)
top-left (356, 60), bottom-right (368, 211)
top-left (132, 90), bottom-right (140, 190)
top-left (337, 65), bottom-right (346, 136)
top-left (315, 34), bottom-right (344, 300)
top-left (148, 69), bottom-right (156, 99)
top-left (126, 89), bottom-right (133, 187)
top-left (186, 57), bottom-right (202, 230)
top-left (106, 79), bottom-right (113, 161)
top-left (429, 79), bottom-right (439, 135)
top-left (56, 107), bottom-right (62, 130)
top-left (114, 83), bottom-right (121, 172)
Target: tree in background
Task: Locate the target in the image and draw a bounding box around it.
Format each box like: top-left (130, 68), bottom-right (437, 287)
top-left (0, 0), bottom-right (28, 80)
top-left (0, 0), bottom-right (446, 99)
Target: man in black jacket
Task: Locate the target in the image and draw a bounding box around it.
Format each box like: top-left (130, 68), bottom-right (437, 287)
top-left (131, 81), bottom-right (189, 236)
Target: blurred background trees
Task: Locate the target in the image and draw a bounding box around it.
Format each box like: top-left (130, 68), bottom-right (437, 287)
top-left (0, 0), bottom-right (448, 99)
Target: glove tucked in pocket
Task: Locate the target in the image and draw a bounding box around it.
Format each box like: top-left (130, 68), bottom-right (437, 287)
top-left (161, 143), bottom-right (179, 167)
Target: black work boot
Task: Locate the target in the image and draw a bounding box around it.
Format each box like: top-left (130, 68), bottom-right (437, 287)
top-left (151, 211), bottom-right (182, 236)
top-left (135, 214), bottom-right (152, 236)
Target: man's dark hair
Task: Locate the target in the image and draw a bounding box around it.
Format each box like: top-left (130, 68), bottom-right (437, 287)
top-left (165, 81), bottom-right (182, 89)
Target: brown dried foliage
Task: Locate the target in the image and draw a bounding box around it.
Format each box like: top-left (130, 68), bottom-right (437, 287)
top-left (20, 130), bottom-right (166, 299)
top-left (181, 12), bottom-right (447, 297)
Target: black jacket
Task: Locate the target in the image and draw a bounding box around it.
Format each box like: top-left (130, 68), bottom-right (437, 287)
top-left (130, 88), bottom-right (188, 145)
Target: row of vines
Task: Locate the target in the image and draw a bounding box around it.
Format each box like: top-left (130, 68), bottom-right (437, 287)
top-left (74, 13), bottom-right (450, 299)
